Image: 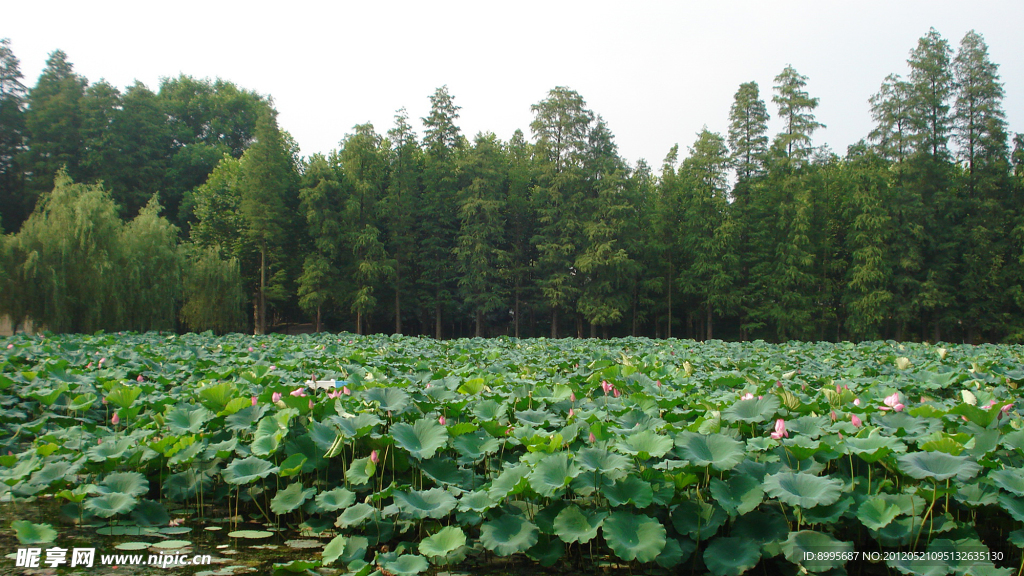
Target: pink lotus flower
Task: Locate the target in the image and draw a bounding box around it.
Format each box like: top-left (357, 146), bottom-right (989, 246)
top-left (758, 395), bottom-right (763, 400)
top-left (248, 347), bottom-right (254, 352)
top-left (269, 365), bottom-right (276, 371)
top-left (1004, 404), bottom-right (1012, 413)
top-left (99, 357), bottom-right (106, 365)
top-left (5, 344), bottom-right (12, 349)
top-left (853, 398), bottom-right (861, 406)
top-left (588, 432), bottom-right (596, 442)
top-left (343, 386), bottom-right (351, 395)
top-left (251, 396), bottom-right (257, 406)
top-left (328, 390), bottom-right (342, 399)
top-left (370, 450), bottom-right (379, 463)
top-left (741, 393), bottom-right (754, 401)
top-left (601, 381), bottom-right (613, 395)
top-left (290, 388), bottom-right (307, 397)
top-left (272, 392), bottom-right (282, 403)
top-left (439, 416), bottom-right (446, 426)
top-left (770, 418), bottom-right (788, 440)
top-left (168, 518), bottom-right (184, 527)
top-left (881, 393), bottom-right (904, 412)
top-left (137, 374), bottom-right (144, 382)
top-left (111, 413), bottom-right (120, 425)
top-left (851, 414), bottom-right (862, 427)
top-left (613, 388), bottom-right (621, 398)
top-left (86, 362), bottom-right (93, 369)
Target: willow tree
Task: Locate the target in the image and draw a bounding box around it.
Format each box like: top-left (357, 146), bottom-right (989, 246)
top-left (120, 196), bottom-right (182, 331)
top-left (180, 245), bottom-right (246, 334)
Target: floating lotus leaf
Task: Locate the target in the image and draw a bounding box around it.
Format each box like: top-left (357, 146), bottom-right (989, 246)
top-left (335, 502), bottom-right (376, 528)
top-left (270, 482), bottom-right (316, 515)
top-left (704, 537), bottom-right (761, 576)
top-left (115, 542), bottom-right (151, 551)
top-left (672, 501), bottom-right (728, 542)
top-left (379, 554), bottom-right (428, 576)
top-left (315, 487), bottom-right (355, 512)
top-left (781, 531), bottom-right (853, 573)
top-left (392, 419), bottom-right (448, 459)
top-left (897, 451), bottom-right (980, 481)
top-left (602, 511), bottom-right (666, 563)
top-left (165, 405), bottom-right (214, 434)
top-left (676, 433), bottom-right (745, 470)
top-left (710, 474), bottom-right (763, 516)
top-left (393, 488), bottom-right (457, 519)
top-left (604, 475), bottom-right (653, 508)
top-left (223, 457), bottom-right (278, 485)
top-left (159, 526), bottom-right (192, 534)
top-left (151, 540), bottom-right (191, 549)
top-left (858, 497), bottom-right (901, 530)
top-left (227, 530), bottom-right (274, 539)
top-left (528, 452), bottom-right (579, 497)
top-left (418, 526), bottom-right (467, 561)
top-left (99, 472), bottom-right (149, 497)
top-left (722, 395), bottom-right (780, 424)
top-left (553, 506), bottom-right (606, 544)
top-left (577, 448), bottom-right (631, 480)
top-left (990, 469), bottom-right (1024, 497)
top-left (616, 429), bottom-right (674, 459)
top-left (85, 493), bottom-right (138, 517)
top-left (480, 514), bottom-right (538, 556)
top-left (763, 472), bottom-right (842, 508)
top-left (11, 520), bottom-right (56, 545)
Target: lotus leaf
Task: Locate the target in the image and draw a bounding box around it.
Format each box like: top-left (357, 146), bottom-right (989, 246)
top-left (858, 497), bottom-right (901, 530)
top-left (98, 471), bottom-right (148, 497)
top-left (528, 452), bottom-right (579, 497)
top-left (764, 472), bottom-right (842, 508)
top-left (418, 526), bottom-right (467, 561)
top-left (656, 537), bottom-right (696, 568)
top-left (990, 468), bottom-right (1024, 497)
top-left (315, 487), bottom-right (355, 511)
top-left (781, 531), bottom-right (853, 572)
top-left (85, 493), bottom-right (138, 517)
top-left (392, 419), bottom-right (448, 459)
top-left (722, 395), bottom-right (780, 424)
top-left (671, 500), bottom-right (727, 540)
top-left (676, 432), bottom-right (745, 470)
top-left (346, 456), bottom-right (376, 485)
top-left (897, 451), bottom-right (980, 481)
top-left (11, 520), bottom-right (56, 545)
top-left (616, 429), bottom-right (674, 459)
top-left (603, 475), bottom-right (654, 508)
top-left (131, 499), bottom-right (169, 526)
top-left (704, 537), bottom-right (761, 576)
top-left (577, 447), bottom-right (631, 480)
top-left (709, 474), bottom-right (763, 516)
top-left (223, 456), bottom-right (278, 485)
top-left (480, 514), bottom-right (538, 556)
top-left (379, 554), bottom-right (428, 576)
top-left (336, 502), bottom-right (376, 528)
top-left (227, 530), bottom-right (274, 539)
top-left (270, 482), bottom-right (316, 515)
top-left (553, 505), bottom-right (606, 544)
top-left (393, 488), bottom-right (457, 519)
top-left (602, 511), bottom-right (666, 562)
top-left (363, 387), bottom-right (411, 414)
top-left (165, 405), bottom-right (214, 434)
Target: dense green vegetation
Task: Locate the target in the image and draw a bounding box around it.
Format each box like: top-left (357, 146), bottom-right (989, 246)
top-left (1, 333), bottom-right (1023, 574)
top-left (1, 28), bottom-right (1022, 342)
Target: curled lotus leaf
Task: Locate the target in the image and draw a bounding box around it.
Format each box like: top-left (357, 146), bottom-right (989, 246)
top-left (11, 520), bottom-right (57, 545)
top-left (270, 482), bottom-right (316, 515)
top-left (418, 526), bottom-right (467, 561)
top-left (990, 468), bottom-right (1024, 497)
top-left (379, 554), bottom-right (428, 576)
top-left (85, 493), bottom-right (138, 518)
top-left (709, 474), bottom-right (763, 517)
top-left (763, 472), bottom-right (842, 509)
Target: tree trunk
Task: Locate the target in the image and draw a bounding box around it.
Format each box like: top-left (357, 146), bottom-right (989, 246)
top-left (514, 285), bottom-right (520, 339)
top-left (666, 256), bottom-right (673, 339)
top-left (706, 302), bottom-right (713, 341)
top-left (315, 305), bottom-right (322, 333)
top-left (394, 264), bottom-right (402, 334)
top-left (434, 301), bottom-right (442, 340)
top-left (590, 321), bottom-right (596, 339)
top-left (551, 309), bottom-right (558, 338)
top-left (603, 325), bottom-right (609, 340)
top-left (475, 309), bottom-right (483, 337)
top-left (356, 311), bottom-right (362, 335)
top-left (256, 247), bottom-right (267, 335)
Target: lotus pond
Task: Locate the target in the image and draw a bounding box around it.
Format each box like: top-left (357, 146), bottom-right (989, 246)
top-left (2, 333), bottom-right (1024, 576)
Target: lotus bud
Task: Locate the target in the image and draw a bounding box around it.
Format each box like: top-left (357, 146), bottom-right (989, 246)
top-left (568, 409), bottom-right (574, 418)
top-left (272, 392), bottom-right (282, 403)
top-left (570, 392), bottom-right (576, 402)
top-left (831, 411), bottom-right (837, 422)
top-left (290, 388), bottom-right (306, 397)
top-left (588, 432), bottom-right (596, 443)
top-left (601, 380), bottom-right (613, 394)
top-left (836, 384), bottom-right (841, 393)
top-left (439, 416), bottom-right (446, 426)
top-left (343, 386), bottom-right (351, 395)
top-left (251, 396), bottom-right (258, 406)
top-left (370, 450), bottom-right (379, 463)
top-left (6, 344), bottom-right (12, 349)
top-left (248, 347), bottom-right (254, 352)
top-left (309, 399), bottom-right (314, 410)
top-left (853, 398), bottom-right (860, 406)
top-left (758, 395), bottom-right (763, 400)
top-left (86, 362), bottom-right (93, 369)
top-left (1003, 403), bottom-right (1012, 414)
top-left (99, 358), bottom-right (106, 364)
top-left (851, 414), bottom-right (862, 427)
top-left (102, 396), bottom-right (108, 405)
top-left (656, 380), bottom-right (662, 387)
top-left (111, 413), bottom-right (120, 425)
top-left (770, 418), bottom-right (788, 440)
top-left (269, 365), bottom-right (276, 371)
top-left (613, 388), bottom-right (621, 398)
top-left (137, 374), bottom-right (144, 382)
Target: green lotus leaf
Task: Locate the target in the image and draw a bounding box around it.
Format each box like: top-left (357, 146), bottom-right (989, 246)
top-left (363, 387), bottom-right (411, 414)
top-left (732, 511), bottom-right (789, 546)
top-left (321, 535), bottom-right (347, 566)
top-left (197, 382), bottom-right (235, 412)
top-left (676, 433), bottom-right (745, 470)
top-left (131, 499), bottom-right (169, 526)
top-left (801, 497), bottom-right (852, 524)
top-left (858, 496), bottom-right (901, 530)
top-left (764, 472), bottom-right (842, 509)
top-left (553, 505), bottom-right (606, 544)
top-left (458, 489), bottom-right (495, 513)
top-left (393, 488), bottom-right (457, 519)
top-left (336, 502), bottom-right (376, 528)
top-left (656, 537), bottom-right (696, 568)
top-left (165, 405), bottom-right (214, 434)
top-left (315, 487), bottom-right (355, 512)
top-left (28, 461), bottom-right (76, 486)
top-left (392, 419), bottom-right (448, 459)
top-left (379, 554), bottom-right (428, 576)
top-left (418, 526), bottom-right (467, 561)
top-left (219, 396), bottom-right (253, 416)
top-left (528, 452), bottom-right (579, 497)
top-left (671, 500), bottom-right (727, 540)
top-left (704, 537), bottom-right (761, 576)
top-left (68, 393), bottom-right (97, 411)
top-left (272, 559), bottom-right (320, 574)
top-left (999, 493), bottom-right (1024, 522)
top-left (604, 475), bottom-right (654, 508)
top-left (85, 493), bottom-right (138, 517)
top-left (781, 436), bottom-right (821, 460)
top-left (151, 539), bottom-right (192, 549)
top-left (227, 529), bottom-right (274, 538)
top-left (11, 520), bottom-right (57, 545)
top-left (107, 385), bottom-right (141, 409)
top-left (98, 472), bottom-right (148, 497)
top-left (709, 474), bottom-right (763, 516)
top-left (346, 456), bottom-right (376, 485)
top-left (480, 514), bottom-right (539, 556)
top-left (577, 447), bottom-right (631, 480)
top-left (781, 531), bottom-right (853, 572)
top-left (226, 405), bottom-right (266, 432)
top-left (843, 431), bottom-right (904, 463)
top-left (330, 413), bottom-right (383, 438)
top-left (159, 526), bottom-right (192, 535)
top-left (115, 542), bottom-right (151, 551)
top-left (615, 429), bottom-right (674, 459)
top-left (419, 457), bottom-right (472, 487)
top-left (86, 437), bottom-right (135, 462)
top-left (270, 482), bottom-right (316, 515)
top-left (1010, 529), bottom-right (1024, 549)
top-left (223, 456), bottom-right (278, 485)
top-left (517, 408), bottom-right (554, 426)
top-left (453, 431), bottom-right (500, 461)
top-left (990, 468), bottom-right (1024, 497)
top-left (722, 395), bottom-right (780, 424)
top-left (278, 453), bottom-right (307, 477)
top-left (956, 481), bottom-right (999, 507)
top-left (488, 464), bottom-right (530, 500)
top-left (897, 451), bottom-right (980, 481)
top-left (603, 511), bottom-right (666, 563)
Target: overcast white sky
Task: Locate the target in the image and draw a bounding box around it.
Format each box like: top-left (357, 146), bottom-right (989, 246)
top-left (7, 1), bottom-right (1023, 169)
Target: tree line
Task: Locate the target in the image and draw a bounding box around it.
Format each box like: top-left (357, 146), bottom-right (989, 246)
top-left (1, 28), bottom-right (1022, 343)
